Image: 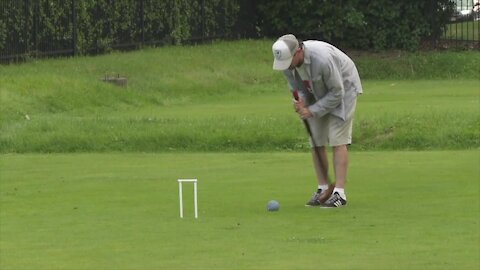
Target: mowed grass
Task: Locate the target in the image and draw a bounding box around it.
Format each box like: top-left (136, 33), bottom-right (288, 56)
top-left (1, 151), bottom-right (479, 270)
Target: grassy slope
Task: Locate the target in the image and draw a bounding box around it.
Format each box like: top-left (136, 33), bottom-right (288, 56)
top-left (1, 80), bottom-right (478, 152)
top-left (355, 80), bottom-right (479, 150)
top-left (0, 40), bottom-right (479, 152)
top-left (1, 151), bottom-right (478, 269)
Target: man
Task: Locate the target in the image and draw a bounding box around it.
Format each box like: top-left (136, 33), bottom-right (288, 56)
top-left (272, 34), bottom-right (363, 208)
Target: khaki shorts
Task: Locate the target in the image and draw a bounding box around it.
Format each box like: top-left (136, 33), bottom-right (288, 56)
top-left (306, 99), bottom-right (357, 147)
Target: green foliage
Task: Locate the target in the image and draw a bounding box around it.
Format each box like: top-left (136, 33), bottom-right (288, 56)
top-left (171, 0), bottom-right (191, 44)
top-left (257, 0), bottom-right (457, 50)
top-left (0, 19), bottom-right (5, 50)
top-left (0, 0), bottom-right (466, 56)
top-left (257, 0), bottom-right (364, 44)
top-left (37, 1), bottom-right (73, 52)
top-left (0, 0), bottom-right (240, 57)
top-left (0, 1), bottom-right (29, 55)
top-left (74, 0), bottom-right (140, 54)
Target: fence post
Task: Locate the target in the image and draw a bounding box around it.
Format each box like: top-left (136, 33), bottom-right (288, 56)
top-left (140, 0), bottom-right (145, 46)
top-left (202, 0), bottom-right (205, 41)
top-left (430, 0), bottom-right (436, 49)
top-left (223, 0), bottom-right (227, 38)
top-left (34, 0), bottom-right (38, 57)
top-left (72, 0), bottom-right (77, 56)
top-left (171, 0), bottom-right (175, 45)
top-left (24, 0), bottom-right (29, 58)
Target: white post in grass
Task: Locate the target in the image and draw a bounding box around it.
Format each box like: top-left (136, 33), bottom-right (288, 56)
top-left (193, 179), bottom-right (198, 218)
top-left (178, 179), bottom-right (198, 219)
top-left (178, 180), bottom-right (184, 218)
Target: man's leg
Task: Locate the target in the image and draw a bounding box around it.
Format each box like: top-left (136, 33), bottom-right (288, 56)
top-left (332, 144), bottom-right (348, 188)
top-left (312, 146), bottom-right (329, 186)
top-left (305, 116), bottom-right (333, 206)
top-left (322, 97), bottom-right (356, 207)
top-left (320, 144), bottom-right (349, 208)
top-left (305, 146), bottom-right (333, 206)
top-left (307, 115), bottom-right (329, 186)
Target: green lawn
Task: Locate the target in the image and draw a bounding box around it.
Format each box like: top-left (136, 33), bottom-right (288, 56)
top-left (1, 39), bottom-right (479, 270)
top-left (1, 151), bottom-right (479, 269)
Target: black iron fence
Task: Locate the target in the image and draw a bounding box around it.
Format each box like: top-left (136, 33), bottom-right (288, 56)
top-left (1, 0), bottom-right (478, 63)
top-left (0, 0), bottom-right (255, 63)
top-left (439, 0), bottom-right (480, 49)
top-left (0, 0), bottom-right (81, 61)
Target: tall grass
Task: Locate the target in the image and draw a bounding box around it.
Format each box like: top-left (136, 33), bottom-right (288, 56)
top-left (352, 49), bottom-right (480, 79)
top-left (0, 40), bottom-right (479, 153)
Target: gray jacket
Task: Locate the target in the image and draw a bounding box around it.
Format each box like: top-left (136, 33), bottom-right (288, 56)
top-left (283, 41), bottom-right (363, 121)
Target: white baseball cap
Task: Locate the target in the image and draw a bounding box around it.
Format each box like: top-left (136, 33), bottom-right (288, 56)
top-left (272, 34), bottom-right (299, 70)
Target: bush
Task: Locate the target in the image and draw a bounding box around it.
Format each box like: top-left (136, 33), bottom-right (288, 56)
top-left (0, 0), bottom-right (240, 58)
top-left (256, 0), bottom-right (456, 50)
top-left (0, 0), bottom-right (461, 61)
top-left (0, 19), bottom-right (5, 50)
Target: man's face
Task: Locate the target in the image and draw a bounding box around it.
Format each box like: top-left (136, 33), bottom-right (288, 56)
top-left (288, 48), bottom-right (304, 70)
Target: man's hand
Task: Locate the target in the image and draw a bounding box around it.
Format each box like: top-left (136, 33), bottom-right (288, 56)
top-left (293, 97), bottom-right (313, 119)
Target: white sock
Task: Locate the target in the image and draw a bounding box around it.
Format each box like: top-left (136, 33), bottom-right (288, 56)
top-left (317, 184), bottom-right (329, 193)
top-left (333, 188), bottom-right (347, 200)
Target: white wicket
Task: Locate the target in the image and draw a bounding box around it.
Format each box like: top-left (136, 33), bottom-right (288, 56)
top-left (177, 179), bottom-right (198, 219)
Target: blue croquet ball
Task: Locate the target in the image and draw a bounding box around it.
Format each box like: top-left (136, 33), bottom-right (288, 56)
top-left (267, 200), bottom-right (280, 211)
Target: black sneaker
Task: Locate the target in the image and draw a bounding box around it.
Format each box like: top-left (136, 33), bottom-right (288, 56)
top-left (305, 192), bottom-right (323, 207)
top-left (321, 192), bottom-right (347, 208)
top-left (305, 187), bottom-right (333, 207)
